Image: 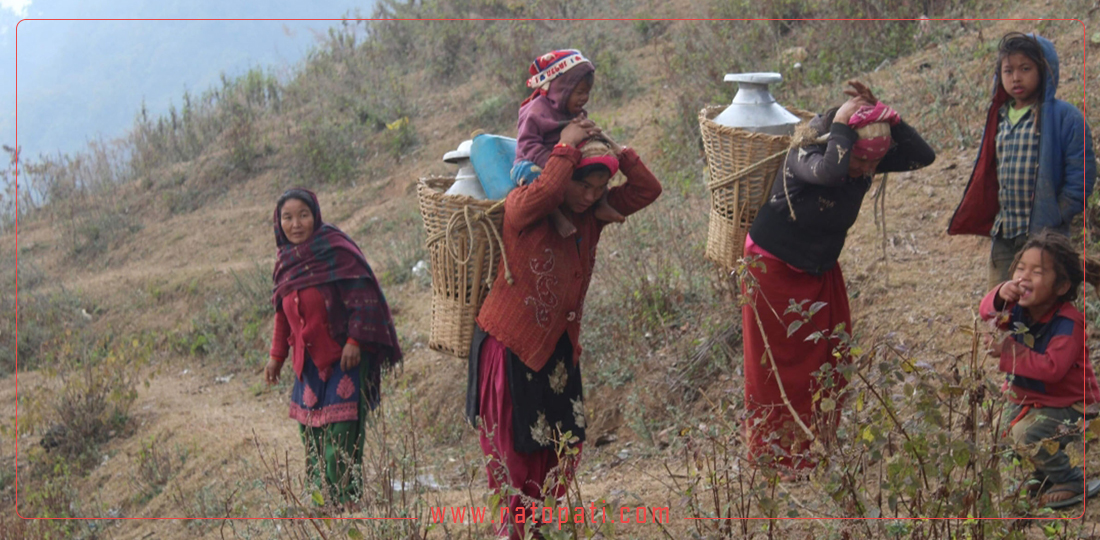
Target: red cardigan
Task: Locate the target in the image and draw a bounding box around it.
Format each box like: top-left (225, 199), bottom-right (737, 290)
top-left (271, 287), bottom-right (360, 381)
top-left (476, 145), bottom-right (662, 372)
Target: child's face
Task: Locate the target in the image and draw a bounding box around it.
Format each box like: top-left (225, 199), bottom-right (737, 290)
top-left (566, 78), bottom-right (592, 116)
top-left (1010, 247), bottom-right (1070, 318)
top-left (1000, 53), bottom-right (1041, 108)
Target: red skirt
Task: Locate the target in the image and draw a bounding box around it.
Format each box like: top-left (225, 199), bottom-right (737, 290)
top-left (740, 239), bottom-right (851, 469)
top-left (477, 334), bottom-right (582, 539)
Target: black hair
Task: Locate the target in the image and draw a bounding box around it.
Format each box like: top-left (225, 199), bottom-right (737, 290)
top-left (276, 188), bottom-right (315, 217)
top-left (572, 163), bottom-right (611, 182)
top-left (996, 32), bottom-right (1048, 97)
top-left (580, 70), bottom-right (595, 87)
top-left (1009, 230), bottom-right (1083, 303)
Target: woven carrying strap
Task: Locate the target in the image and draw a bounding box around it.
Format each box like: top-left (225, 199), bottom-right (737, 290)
top-left (706, 148), bottom-right (789, 192)
top-left (425, 200), bottom-right (513, 286)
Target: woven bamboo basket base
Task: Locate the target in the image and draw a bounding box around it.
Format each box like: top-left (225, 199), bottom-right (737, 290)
top-left (704, 207), bottom-right (756, 272)
top-left (428, 296), bottom-right (482, 358)
top-left (417, 176), bottom-right (504, 358)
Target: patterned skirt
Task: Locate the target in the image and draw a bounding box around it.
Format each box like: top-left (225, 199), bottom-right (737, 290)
top-left (288, 349), bottom-right (382, 505)
top-left (289, 349), bottom-right (381, 427)
top-left (468, 326), bottom-right (584, 539)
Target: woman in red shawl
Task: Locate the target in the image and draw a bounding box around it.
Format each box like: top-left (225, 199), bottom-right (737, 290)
top-left (742, 81), bottom-right (935, 473)
top-left (265, 188), bottom-right (402, 508)
top-left (466, 119), bottom-right (662, 539)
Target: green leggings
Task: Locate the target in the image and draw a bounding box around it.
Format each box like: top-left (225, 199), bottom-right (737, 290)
top-left (300, 420), bottom-right (363, 504)
top-left (297, 355), bottom-right (382, 506)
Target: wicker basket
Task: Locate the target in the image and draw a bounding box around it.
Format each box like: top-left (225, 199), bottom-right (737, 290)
top-left (699, 105), bottom-right (814, 272)
top-left (417, 176), bottom-right (507, 358)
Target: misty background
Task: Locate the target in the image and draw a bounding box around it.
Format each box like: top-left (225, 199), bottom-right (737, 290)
top-left (3, 0), bottom-right (375, 160)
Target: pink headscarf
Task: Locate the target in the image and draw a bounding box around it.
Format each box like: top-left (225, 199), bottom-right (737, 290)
top-left (577, 139), bottom-right (619, 178)
top-left (847, 102), bottom-right (900, 161)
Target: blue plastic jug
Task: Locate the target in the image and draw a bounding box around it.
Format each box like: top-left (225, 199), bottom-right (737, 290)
top-left (470, 134), bottom-right (518, 200)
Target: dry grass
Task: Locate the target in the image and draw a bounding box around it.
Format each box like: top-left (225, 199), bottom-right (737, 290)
top-left (2, 3), bottom-right (1099, 539)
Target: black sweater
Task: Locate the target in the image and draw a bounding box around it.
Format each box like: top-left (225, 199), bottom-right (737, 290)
top-left (749, 110), bottom-right (936, 275)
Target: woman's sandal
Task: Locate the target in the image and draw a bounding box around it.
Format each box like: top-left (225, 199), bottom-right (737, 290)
top-left (1040, 478), bottom-right (1100, 509)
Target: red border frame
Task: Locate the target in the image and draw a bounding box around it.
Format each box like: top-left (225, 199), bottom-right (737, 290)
top-left (12, 15), bottom-right (1095, 523)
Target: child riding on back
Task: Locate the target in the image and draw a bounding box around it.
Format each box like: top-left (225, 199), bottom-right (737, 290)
top-left (513, 49), bottom-right (623, 237)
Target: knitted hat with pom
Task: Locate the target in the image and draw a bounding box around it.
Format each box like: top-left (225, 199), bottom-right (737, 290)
top-left (527, 49), bottom-right (591, 91)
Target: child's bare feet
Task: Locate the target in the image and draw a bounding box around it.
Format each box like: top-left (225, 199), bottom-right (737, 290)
top-left (593, 196), bottom-right (625, 223)
top-left (550, 208), bottom-right (577, 237)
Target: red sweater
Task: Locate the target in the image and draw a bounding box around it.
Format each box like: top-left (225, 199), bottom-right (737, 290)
top-left (979, 285), bottom-right (1099, 408)
top-left (271, 287), bottom-right (359, 381)
top-left (476, 145), bottom-right (662, 372)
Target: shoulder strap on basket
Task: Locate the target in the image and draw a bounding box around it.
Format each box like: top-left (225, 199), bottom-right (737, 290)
top-left (425, 200), bottom-right (514, 286)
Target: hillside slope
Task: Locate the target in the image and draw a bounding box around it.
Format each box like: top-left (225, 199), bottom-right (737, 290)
top-left (3, 4), bottom-right (1099, 539)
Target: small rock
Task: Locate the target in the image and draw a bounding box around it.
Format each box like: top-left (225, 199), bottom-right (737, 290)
top-left (392, 474), bottom-right (443, 492)
top-left (595, 434), bottom-right (618, 447)
top-left (215, 375), bottom-right (233, 384)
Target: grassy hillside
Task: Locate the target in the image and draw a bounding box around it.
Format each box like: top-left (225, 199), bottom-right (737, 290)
top-left (2, 1), bottom-right (1099, 538)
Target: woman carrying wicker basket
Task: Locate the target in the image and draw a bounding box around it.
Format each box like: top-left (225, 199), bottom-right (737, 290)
top-left (741, 81), bottom-right (935, 474)
top-left (465, 118), bottom-right (662, 539)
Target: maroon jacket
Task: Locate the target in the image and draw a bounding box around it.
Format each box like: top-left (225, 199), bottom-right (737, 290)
top-left (477, 145), bottom-right (662, 372)
top-left (980, 285), bottom-right (1099, 407)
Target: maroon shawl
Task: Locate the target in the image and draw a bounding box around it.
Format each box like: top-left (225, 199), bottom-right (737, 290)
top-left (272, 189), bottom-right (402, 366)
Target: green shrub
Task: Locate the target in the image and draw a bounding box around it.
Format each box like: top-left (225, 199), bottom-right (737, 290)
top-left (176, 262), bottom-right (273, 368)
top-left (385, 116), bottom-right (418, 162)
top-left (290, 114), bottom-right (362, 185)
top-left (2, 288), bottom-right (86, 375)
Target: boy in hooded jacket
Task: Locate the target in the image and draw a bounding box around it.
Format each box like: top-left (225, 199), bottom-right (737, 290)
top-left (948, 32), bottom-right (1096, 289)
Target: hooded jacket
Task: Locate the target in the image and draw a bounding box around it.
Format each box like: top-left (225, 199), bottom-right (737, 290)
top-left (514, 63), bottom-right (594, 167)
top-left (948, 34), bottom-right (1096, 237)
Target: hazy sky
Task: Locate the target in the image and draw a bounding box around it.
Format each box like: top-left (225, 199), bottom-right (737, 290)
top-left (4, 0), bottom-right (371, 158)
top-left (1, 0), bottom-right (31, 18)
